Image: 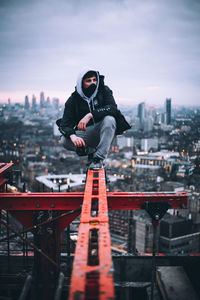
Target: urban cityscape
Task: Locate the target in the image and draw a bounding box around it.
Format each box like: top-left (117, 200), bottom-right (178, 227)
top-left (0, 92), bottom-right (200, 256)
top-left (1, 0), bottom-right (200, 297)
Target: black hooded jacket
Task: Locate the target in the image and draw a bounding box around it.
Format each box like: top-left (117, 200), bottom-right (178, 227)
top-left (57, 73), bottom-right (131, 138)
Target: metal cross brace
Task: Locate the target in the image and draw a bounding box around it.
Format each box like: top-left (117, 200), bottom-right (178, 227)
top-left (0, 163), bottom-right (188, 300)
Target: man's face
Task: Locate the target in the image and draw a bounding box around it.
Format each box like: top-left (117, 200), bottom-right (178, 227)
top-left (83, 76), bottom-right (97, 89)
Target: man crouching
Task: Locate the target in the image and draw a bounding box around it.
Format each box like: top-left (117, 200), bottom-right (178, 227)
top-left (57, 69), bottom-right (131, 170)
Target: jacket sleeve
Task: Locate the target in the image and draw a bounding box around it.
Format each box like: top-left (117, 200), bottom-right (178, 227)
top-left (60, 97), bottom-right (77, 138)
top-left (92, 86), bottom-right (118, 122)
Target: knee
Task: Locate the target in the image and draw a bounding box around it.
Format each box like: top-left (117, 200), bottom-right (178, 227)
top-left (102, 116), bottom-right (116, 129)
top-left (60, 136), bottom-right (71, 149)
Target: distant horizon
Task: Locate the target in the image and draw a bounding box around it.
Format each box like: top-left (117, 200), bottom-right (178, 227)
top-left (0, 90), bottom-right (199, 108)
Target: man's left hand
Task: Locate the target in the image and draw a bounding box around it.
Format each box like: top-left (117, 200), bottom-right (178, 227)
top-left (77, 113), bottom-right (93, 131)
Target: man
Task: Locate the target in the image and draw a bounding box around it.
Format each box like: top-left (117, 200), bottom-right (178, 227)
top-left (57, 69), bottom-right (131, 169)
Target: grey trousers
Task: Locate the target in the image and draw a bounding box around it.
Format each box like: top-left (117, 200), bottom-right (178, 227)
top-left (61, 116), bottom-right (116, 160)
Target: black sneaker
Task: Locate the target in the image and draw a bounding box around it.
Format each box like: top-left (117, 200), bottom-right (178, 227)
top-left (89, 157), bottom-right (104, 170)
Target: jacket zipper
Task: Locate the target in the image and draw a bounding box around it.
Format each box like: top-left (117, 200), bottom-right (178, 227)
top-left (87, 101), bottom-right (95, 125)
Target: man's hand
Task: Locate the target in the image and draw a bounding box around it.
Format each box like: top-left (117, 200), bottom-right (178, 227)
top-left (70, 134), bottom-right (85, 147)
top-left (77, 113), bottom-right (93, 131)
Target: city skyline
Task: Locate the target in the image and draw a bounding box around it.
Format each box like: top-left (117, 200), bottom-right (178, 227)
top-left (1, 91), bottom-right (200, 109)
top-left (0, 0), bottom-right (200, 105)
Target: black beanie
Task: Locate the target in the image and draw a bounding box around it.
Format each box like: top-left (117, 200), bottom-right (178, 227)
top-left (82, 70), bottom-right (97, 80)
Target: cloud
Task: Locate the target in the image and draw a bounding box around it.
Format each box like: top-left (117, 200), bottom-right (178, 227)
top-left (0, 0), bottom-right (200, 105)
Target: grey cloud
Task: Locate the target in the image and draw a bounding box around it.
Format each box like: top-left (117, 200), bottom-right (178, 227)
top-left (0, 0), bottom-right (200, 105)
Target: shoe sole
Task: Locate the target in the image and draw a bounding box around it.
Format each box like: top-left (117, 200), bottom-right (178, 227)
top-left (89, 166), bottom-right (103, 170)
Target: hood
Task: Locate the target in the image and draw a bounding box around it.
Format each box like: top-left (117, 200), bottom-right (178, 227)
top-left (76, 69), bottom-right (100, 102)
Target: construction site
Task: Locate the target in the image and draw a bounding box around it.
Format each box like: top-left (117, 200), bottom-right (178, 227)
top-left (0, 162), bottom-right (200, 300)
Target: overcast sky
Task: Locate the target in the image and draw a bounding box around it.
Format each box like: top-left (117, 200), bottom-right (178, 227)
top-left (0, 0), bottom-right (199, 106)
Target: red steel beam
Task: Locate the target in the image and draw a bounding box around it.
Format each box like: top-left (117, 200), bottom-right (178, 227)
top-left (0, 193), bottom-right (83, 210)
top-left (0, 163), bottom-right (13, 186)
top-left (107, 192), bottom-right (187, 210)
top-left (69, 169), bottom-right (115, 300)
top-left (0, 192), bottom-right (187, 210)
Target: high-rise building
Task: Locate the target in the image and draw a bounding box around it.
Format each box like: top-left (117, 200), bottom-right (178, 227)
top-left (137, 102), bottom-right (145, 128)
top-left (165, 98), bottom-right (171, 125)
top-left (24, 95), bottom-right (30, 110)
top-left (52, 98), bottom-right (59, 109)
top-left (32, 95), bottom-right (37, 110)
top-left (144, 117), bottom-right (153, 132)
top-left (40, 92), bottom-right (45, 108)
top-left (46, 97), bottom-right (51, 107)
top-left (155, 113), bottom-right (161, 124)
top-left (141, 138), bottom-right (158, 152)
top-left (161, 112), bottom-right (166, 124)
top-left (159, 214), bottom-right (199, 253)
top-left (132, 211), bottom-right (154, 253)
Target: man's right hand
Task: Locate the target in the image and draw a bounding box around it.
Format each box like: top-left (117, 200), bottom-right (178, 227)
top-left (70, 134), bottom-right (85, 147)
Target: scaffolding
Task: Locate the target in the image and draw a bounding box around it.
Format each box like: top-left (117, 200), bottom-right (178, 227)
top-left (0, 162), bottom-right (199, 300)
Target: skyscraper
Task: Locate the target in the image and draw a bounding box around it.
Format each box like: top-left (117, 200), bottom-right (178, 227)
top-left (138, 102), bottom-right (145, 129)
top-left (7, 98), bottom-right (11, 109)
top-left (137, 102), bottom-right (145, 128)
top-left (165, 98), bottom-right (171, 125)
top-left (32, 95), bottom-right (37, 110)
top-left (24, 95), bottom-right (30, 110)
top-left (40, 92), bottom-right (45, 108)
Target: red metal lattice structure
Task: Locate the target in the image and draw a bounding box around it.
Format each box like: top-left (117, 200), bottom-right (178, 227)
top-left (0, 163), bottom-right (189, 299)
top-left (0, 163), bottom-right (13, 187)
